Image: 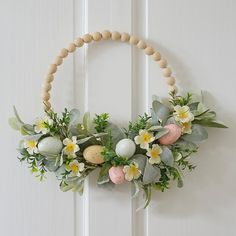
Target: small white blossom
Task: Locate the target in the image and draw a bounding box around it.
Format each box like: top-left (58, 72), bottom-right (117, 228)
top-left (68, 160), bottom-right (85, 177)
top-left (34, 116), bottom-right (53, 134)
top-left (134, 129), bottom-right (155, 150)
top-left (24, 139), bottom-right (39, 155)
top-left (123, 162), bottom-right (141, 181)
top-left (63, 136), bottom-right (80, 158)
top-left (146, 144), bottom-right (162, 164)
top-left (173, 105), bottom-right (194, 123)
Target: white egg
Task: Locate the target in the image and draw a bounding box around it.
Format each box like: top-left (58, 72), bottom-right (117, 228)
top-left (115, 138), bottom-right (136, 158)
top-left (38, 137), bottom-right (63, 156)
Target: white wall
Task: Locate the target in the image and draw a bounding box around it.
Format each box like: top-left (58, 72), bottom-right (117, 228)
top-left (0, 0), bottom-right (236, 236)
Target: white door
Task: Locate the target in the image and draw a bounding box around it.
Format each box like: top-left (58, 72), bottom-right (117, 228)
top-left (1, 0), bottom-right (236, 235)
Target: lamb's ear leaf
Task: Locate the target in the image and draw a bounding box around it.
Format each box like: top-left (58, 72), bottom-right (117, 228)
top-left (131, 154), bottom-right (147, 173)
top-left (8, 117), bottom-right (21, 130)
top-left (97, 163), bottom-right (111, 185)
top-left (160, 147), bottom-right (174, 167)
top-left (83, 112), bottom-right (91, 133)
top-left (143, 159), bottom-right (160, 184)
top-left (13, 106), bottom-right (24, 124)
top-left (182, 124), bottom-right (208, 142)
top-left (155, 128), bottom-right (169, 139)
top-left (152, 100), bottom-right (170, 124)
top-left (132, 180), bottom-right (140, 198)
top-left (194, 119), bottom-right (228, 128)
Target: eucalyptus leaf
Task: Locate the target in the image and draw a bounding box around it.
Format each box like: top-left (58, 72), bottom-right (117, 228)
top-left (152, 100), bottom-right (170, 124)
top-left (131, 154), bottom-right (147, 173)
top-left (69, 109), bottom-right (80, 125)
top-left (143, 159), bottom-right (160, 184)
top-left (160, 146), bottom-right (174, 166)
top-left (97, 163), bottom-right (111, 185)
top-left (182, 124), bottom-right (208, 142)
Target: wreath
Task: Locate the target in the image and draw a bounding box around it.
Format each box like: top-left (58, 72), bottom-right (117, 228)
top-left (9, 31), bottom-right (227, 208)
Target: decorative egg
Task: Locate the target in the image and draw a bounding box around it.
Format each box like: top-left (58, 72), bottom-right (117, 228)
top-left (115, 138), bottom-right (136, 158)
top-left (109, 166), bottom-right (125, 184)
top-left (159, 124), bottom-right (182, 145)
top-left (38, 137), bottom-right (63, 155)
top-left (83, 145), bottom-right (104, 164)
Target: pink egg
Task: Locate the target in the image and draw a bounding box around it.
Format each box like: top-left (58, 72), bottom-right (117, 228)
top-left (109, 166), bottom-right (125, 184)
top-left (159, 124), bottom-right (182, 145)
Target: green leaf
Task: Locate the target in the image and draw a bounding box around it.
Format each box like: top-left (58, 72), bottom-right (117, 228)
top-left (143, 185), bottom-right (152, 209)
top-left (132, 180), bottom-right (140, 198)
top-left (106, 123), bottom-right (126, 147)
top-left (143, 159), bottom-right (160, 184)
top-left (44, 159), bottom-right (59, 172)
top-left (83, 112), bottom-right (91, 133)
top-left (194, 119), bottom-right (228, 128)
top-left (77, 136), bottom-right (93, 144)
top-left (161, 147), bottom-right (174, 166)
top-left (13, 106), bottom-right (24, 124)
top-left (155, 128), bottom-right (169, 139)
top-left (152, 100), bottom-right (170, 124)
top-left (131, 154), bottom-right (147, 173)
top-left (8, 117), bottom-right (21, 130)
top-left (97, 163), bottom-right (112, 185)
top-left (182, 124), bottom-right (208, 142)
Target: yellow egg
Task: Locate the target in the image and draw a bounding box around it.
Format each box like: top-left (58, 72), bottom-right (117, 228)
top-left (83, 145), bottom-right (105, 164)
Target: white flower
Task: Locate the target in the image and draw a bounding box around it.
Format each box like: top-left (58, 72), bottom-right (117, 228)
top-left (146, 144), bottom-right (162, 164)
top-left (123, 162), bottom-right (141, 181)
top-left (63, 136), bottom-right (80, 157)
top-left (134, 129), bottom-right (155, 150)
top-left (173, 105), bottom-right (194, 123)
top-left (67, 160), bottom-right (84, 177)
top-left (34, 116), bottom-right (53, 134)
top-left (181, 122), bottom-right (192, 134)
top-left (24, 139), bottom-right (39, 155)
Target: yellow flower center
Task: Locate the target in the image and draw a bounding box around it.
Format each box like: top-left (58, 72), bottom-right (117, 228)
top-left (143, 133), bottom-right (152, 142)
top-left (179, 111), bottom-right (188, 119)
top-left (150, 149), bottom-right (160, 158)
top-left (66, 143), bottom-right (75, 153)
top-left (28, 140), bottom-right (37, 149)
top-left (129, 165), bottom-right (139, 176)
top-left (70, 164), bottom-right (79, 173)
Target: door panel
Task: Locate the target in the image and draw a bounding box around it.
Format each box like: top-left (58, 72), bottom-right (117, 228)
top-left (1, 0), bottom-right (235, 236)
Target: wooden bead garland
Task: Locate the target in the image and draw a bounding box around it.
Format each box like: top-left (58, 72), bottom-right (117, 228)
top-left (42, 31), bottom-right (178, 111)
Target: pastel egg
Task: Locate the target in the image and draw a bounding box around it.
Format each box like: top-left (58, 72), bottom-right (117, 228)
top-left (115, 138), bottom-right (136, 158)
top-left (109, 166), bottom-right (125, 184)
top-left (159, 124), bottom-right (182, 145)
top-left (83, 145), bottom-right (104, 164)
top-left (38, 137), bottom-right (63, 155)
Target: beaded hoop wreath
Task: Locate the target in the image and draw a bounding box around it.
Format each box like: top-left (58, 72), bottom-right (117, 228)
top-left (9, 31), bottom-right (227, 208)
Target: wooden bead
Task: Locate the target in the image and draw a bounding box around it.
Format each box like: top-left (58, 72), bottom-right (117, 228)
top-left (60, 48), bottom-right (69, 58)
top-left (101, 30), bottom-right (111, 39)
top-left (111, 31), bottom-right (121, 40)
top-left (74, 37), bottom-right (84, 47)
top-left (54, 56), bottom-right (63, 66)
top-left (48, 64), bottom-right (57, 74)
top-left (67, 43), bottom-right (76, 52)
top-left (153, 52), bottom-right (161, 61)
top-left (137, 40), bottom-right (146, 49)
top-left (45, 74), bottom-right (54, 83)
top-left (145, 46), bottom-right (154, 55)
top-left (121, 32), bottom-right (130, 42)
top-left (129, 36), bottom-right (139, 45)
top-left (42, 83), bottom-right (52, 92)
top-left (168, 85), bottom-right (178, 93)
top-left (43, 101), bottom-right (51, 110)
top-left (159, 58), bottom-right (167, 68)
top-left (163, 68), bottom-right (172, 77)
top-left (83, 34), bottom-right (93, 43)
top-left (166, 76), bottom-right (176, 86)
top-left (92, 32), bottom-right (102, 41)
top-left (42, 92), bottom-right (50, 101)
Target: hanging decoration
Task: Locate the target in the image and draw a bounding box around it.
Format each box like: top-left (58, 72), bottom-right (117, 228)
top-left (9, 31), bottom-right (227, 208)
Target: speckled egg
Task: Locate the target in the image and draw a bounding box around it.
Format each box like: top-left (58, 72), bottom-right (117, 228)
top-left (38, 137), bottom-right (63, 155)
top-left (115, 138), bottom-right (136, 158)
top-left (109, 166), bottom-right (125, 184)
top-left (83, 145), bottom-right (104, 164)
top-left (159, 124), bottom-right (182, 145)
